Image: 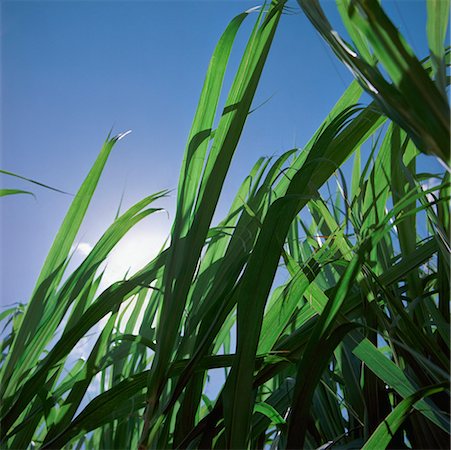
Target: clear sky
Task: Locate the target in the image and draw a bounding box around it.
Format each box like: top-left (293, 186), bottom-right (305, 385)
top-left (1, 0), bottom-right (440, 308)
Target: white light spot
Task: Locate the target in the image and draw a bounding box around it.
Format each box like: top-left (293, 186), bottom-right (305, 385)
top-left (421, 178), bottom-right (440, 205)
top-left (245, 5), bottom-right (261, 14)
top-left (116, 130), bottom-right (132, 141)
top-left (100, 229), bottom-right (167, 289)
top-left (331, 30), bottom-right (358, 58)
top-left (75, 242), bottom-right (93, 256)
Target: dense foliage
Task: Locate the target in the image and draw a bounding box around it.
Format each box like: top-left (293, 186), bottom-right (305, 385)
top-left (1, 1), bottom-right (450, 449)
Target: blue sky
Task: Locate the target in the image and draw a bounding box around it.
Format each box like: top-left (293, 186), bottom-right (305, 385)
top-left (1, 0), bottom-right (440, 308)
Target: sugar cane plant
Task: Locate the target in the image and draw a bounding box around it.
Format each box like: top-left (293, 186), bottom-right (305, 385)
top-left (1, 0), bottom-right (450, 449)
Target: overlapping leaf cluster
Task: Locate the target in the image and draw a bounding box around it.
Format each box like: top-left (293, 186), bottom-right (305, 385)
top-left (1, 1), bottom-right (449, 449)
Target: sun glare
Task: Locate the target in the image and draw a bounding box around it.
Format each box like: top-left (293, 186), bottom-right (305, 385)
top-left (100, 229), bottom-right (167, 288)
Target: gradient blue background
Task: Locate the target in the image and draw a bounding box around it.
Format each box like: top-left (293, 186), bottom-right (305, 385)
top-left (1, 1), bottom-right (439, 310)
